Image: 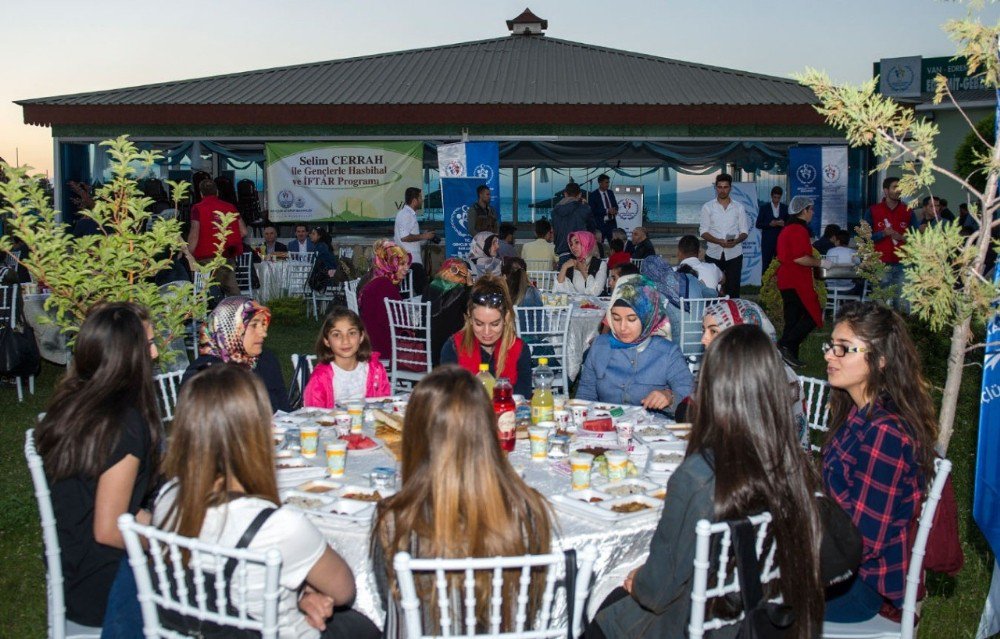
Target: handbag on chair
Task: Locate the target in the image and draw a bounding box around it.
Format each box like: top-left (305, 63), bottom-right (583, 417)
top-left (730, 519), bottom-right (795, 639)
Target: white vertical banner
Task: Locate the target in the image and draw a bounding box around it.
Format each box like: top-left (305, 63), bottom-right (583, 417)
top-left (613, 185), bottom-right (643, 236)
top-left (732, 182), bottom-right (762, 287)
top-left (820, 146), bottom-right (849, 230)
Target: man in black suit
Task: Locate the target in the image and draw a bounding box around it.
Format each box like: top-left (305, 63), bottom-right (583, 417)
top-left (262, 225), bottom-right (288, 255)
top-left (587, 174), bottom-right (618, 239)
top-left (755, 186), bottom-right (789, 274)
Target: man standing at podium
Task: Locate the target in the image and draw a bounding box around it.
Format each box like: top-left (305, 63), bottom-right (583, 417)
top-left (588, 174), bottom-right (618, 239)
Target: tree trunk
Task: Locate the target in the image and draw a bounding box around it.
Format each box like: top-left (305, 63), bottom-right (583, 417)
top-left (937, 318), bottom-right (971, 455)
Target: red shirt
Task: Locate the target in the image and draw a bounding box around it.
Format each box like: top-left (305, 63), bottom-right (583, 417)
top-left (868, 200), bottom-right (913, 264)
top-left (190, 195), bottom-right (243, 260)
top-left (776, 221), bottom-right (823, 327)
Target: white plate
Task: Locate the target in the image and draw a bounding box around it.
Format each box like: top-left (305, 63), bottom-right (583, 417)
top-left (597, 479), bottom-right (658, 498)
top-left (565, 488), bottom-right (613, 505)
top-left (281, 490), bottom-right (335, 510)
top-left (327, 499), bottom-right (375, 519)
top-left (340, 436), bottom-right (384, 454)
top-left (598, 494), bottom-right (663, 521)
top-left (334, 484), bottom-right (393, 502)
top-left (549, 493), bottom-right (620, 522)
top-left (295, 479), bottom-right (342, 495)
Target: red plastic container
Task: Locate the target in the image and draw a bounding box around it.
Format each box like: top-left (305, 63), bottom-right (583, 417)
top-left (493, 378), bottom-right (516, 452)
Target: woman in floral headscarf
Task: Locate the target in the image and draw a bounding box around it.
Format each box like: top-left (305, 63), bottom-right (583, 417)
top-left (685, 298), bottom-right (807, 444)
top-left (576, 274), bottom-right (693, 411)
top-left (358, 239), bottom-right (412, 358)
top-left (555, 230), bottom-right (607, 296)
top-left (181, 295), bottom-right (290, 412)
top-left (424, 258), bottom-right (473, 366)
top-left (469, 231), bottom-right (502, 277)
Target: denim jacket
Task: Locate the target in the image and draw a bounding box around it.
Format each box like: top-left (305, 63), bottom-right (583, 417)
top-left (576, 334), bottom-right (693, 410)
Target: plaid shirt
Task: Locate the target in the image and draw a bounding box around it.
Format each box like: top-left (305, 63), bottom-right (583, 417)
top-left (822, 398), bottom-right (924, 608)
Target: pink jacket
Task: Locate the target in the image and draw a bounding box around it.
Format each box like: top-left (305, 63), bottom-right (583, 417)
top-left (303, 354), bottom-right (392, 408)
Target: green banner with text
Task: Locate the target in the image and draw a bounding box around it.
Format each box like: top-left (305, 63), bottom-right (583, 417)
top-left (265, 141), bottom-right (423, 222)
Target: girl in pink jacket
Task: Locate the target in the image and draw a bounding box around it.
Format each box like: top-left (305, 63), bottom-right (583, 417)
top-left (304, 308), bottom-right (391, 407)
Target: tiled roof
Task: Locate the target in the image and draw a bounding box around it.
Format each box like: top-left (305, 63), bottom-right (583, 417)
top-left (18, 35), bottom-right (815, 108)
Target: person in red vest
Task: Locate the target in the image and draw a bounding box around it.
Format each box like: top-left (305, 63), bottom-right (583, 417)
top-left (862, 177), bottom-right (921, 306)
top-left (187, 178), bottom-right (247, 296)
top-left (439, 275), bottom-right (533, 396)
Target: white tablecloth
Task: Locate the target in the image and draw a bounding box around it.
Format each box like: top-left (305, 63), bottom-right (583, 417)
top-left (255, 261), bottom-right (291, 303)
top-left (279, 403), bottom-right (676, 630)
top-left (566, 307), bottom-right (604, 381)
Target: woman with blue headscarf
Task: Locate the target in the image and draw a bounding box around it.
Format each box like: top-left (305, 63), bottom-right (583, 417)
top-left (576, 274), bottom-right (693, 411)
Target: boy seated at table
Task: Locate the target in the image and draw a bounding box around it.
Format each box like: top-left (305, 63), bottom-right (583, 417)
top-left (577, 274), bottom-right (693, 412)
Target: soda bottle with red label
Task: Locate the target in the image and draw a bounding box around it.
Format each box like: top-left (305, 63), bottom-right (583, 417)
top-left (493, 377), bottom-right (516, 453)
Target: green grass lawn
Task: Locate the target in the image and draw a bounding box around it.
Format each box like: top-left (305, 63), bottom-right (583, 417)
top-left (0, 303), bottom-right (994, 637)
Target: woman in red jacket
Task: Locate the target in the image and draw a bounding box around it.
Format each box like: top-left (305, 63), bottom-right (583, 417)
top-left (775, 196), bottom-right (829, 368)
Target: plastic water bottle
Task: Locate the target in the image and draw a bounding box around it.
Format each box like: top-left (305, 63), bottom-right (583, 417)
top-left (477, 363), bottom-right (496, 398)
top-left (493, 378), bottom-right (517, 453)
top-left (531, 357), bottom-right (555, 424)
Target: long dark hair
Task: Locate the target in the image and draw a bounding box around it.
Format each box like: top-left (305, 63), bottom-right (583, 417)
top-left (688, 324), bottom-right (823, 638)
top-left (36, 302), bottom-right (161, 480)
top-left (315, 307), bottom-right (372, 363)
top-left (372, 366), bottom-right (553, 630)
top-left (501, 256), bottom-right (531, 305)
top-left (826, 302), bottom-right (939, 477)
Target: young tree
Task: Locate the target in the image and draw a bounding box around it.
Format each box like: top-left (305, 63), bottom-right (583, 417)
top-left (0, 135), bottom-right (234, 362)
top-left (797, 6), bottom-right (1000, 454)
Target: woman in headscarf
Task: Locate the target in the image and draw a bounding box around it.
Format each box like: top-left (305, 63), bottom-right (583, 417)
top-left (182, 295), bottom-right (290, 412)
top-left (554, 230), bottom-right (607, 296)
top-left (776, 195), bottom-right (828, 368)
top-left (576, 274), bottom-right (693, 411)
top-left (425, 258), bottom-right (473, 366)
top-left (694, 298), bottom-right (807, 443)
top-left (358, 239), bottom-right (411, 359)
top-left (469, 231), bottom-right (502, 277)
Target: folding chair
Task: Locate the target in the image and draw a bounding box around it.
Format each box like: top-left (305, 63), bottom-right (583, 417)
top-left (288, 354), bottom-right (318, 409)
top-left (514, 305), bottom-right (572, 394)
top-left (118, 513), bottom-right (283, 639)
top-left (798, 375), bottom-right (831, 453)
top-left (527, 270), bottom-right (559, 293)
top-left (393, 544), bottom-right (597, 639)
top-left (678, 296), bottom-right (728, 359)
top-left (823, 458), bottom-right (953, 639)
top-left (153, 370), bottom-right (185, 423)
top-left (2, 283), bottom-right (36, 401)
top-left (344, 279), bottom-right (361, 314)
top-left (689, 512), bottom-right (779, 639)
top-left (399, 270), bottom-right (415, 299)
top-left (523, 258), bottom-right (554, 271)
top-left (631, 257), bottom-right (646, 272)
top-left (235, 253), bottom-right (255, 298)
top-left (385, 299), bottom-right (432, 393)
top-left (24, 429), bottom-right (103, 639)
top-left (284, 255), bottom-right (315, 301)
top-left (309, 283), bottom-right (343, 320)
top-left (826, 284), bottom-right (862, 321)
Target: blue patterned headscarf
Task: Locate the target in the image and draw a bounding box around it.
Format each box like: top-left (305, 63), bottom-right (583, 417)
top-left (638, 256), bottom-right (682, 309)
top-left (606, 274), bottom-right (671, 349)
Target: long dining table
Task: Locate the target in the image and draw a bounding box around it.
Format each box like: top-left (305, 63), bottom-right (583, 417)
top-left (271, 400), bottom-right (688, 630)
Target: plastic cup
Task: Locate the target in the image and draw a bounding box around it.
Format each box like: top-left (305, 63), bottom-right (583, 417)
top-left (391, 401), bottom-right (407, 414)
top-left (325, 440), bottom-right (348, 477)
top-left (570, 404), bottom-right (589, 425)
top-left (615, 421), bottom-right (634, 449)
top-left (553, 395), bottom-right (567, 411)
top-left (605, 450), bottom-right (629, 483)
top-left (570, 452), bottom-right (594, 490)
top-left (529, 425), bottom-right (552, 461)
top-left (334, 412), bottom-right (352, 436)
top-left (370, 466), bottom-right (397, 492)
top-left (347, 403), bottom-right (364, 433)
top-left (300, 426), bottom-right (320, 458)
top-left (553, 409), bottom-right (572, 427)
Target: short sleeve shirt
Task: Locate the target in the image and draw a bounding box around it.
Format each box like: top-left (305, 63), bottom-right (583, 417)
top-left (393, 205), bottom-right (422, 265)
top-left (50, 408), bottom-right (155, 626)
top-left (333, 361), bottom-right (369, 404)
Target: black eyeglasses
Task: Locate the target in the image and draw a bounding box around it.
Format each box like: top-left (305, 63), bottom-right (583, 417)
top-left (821, 342), bottom-right (869, 358)
top-left (472, 291), bottom-right (506, 307)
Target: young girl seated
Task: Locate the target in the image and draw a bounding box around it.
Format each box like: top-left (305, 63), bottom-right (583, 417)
top-left (304, 308), bottom-right (391, 408)
top-left (154, 364), bottom-right (379, 638)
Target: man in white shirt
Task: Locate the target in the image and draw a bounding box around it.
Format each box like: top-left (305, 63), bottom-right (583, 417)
top-left (393, 187), bottom-right (436, 294)
top-left (826, 229), bottom-right (861, 294)
top-left (699, 173), bottom-right (748, 298)
top-left (675, 234), bottom-right (723, 294)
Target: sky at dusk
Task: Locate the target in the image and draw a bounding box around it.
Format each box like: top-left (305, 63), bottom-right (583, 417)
top-left (3, 0), bottom-right (998, 178)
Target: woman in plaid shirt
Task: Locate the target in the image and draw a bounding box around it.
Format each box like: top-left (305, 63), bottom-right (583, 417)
top-left (821, 302), bottom-right (939, 622)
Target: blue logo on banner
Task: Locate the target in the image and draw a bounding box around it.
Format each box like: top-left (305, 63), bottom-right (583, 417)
top-left (441, 177), bottom-right (483, 258)
top-left (790, 146), bottom-right (824, 236)
top-left (796, 164), bottom-right (818, 185)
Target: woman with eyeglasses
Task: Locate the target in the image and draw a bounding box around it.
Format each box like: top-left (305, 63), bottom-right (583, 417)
top-left (821, 301), bottom-right (938, 623)
top-left (555, 230), bottom-right (608, 296)
top-left (439, 276), bottom-right (534, 396)
top-left (576, 274), bottom-right (693, 412)
top-left (424, 258), bottom-right (473, 366)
